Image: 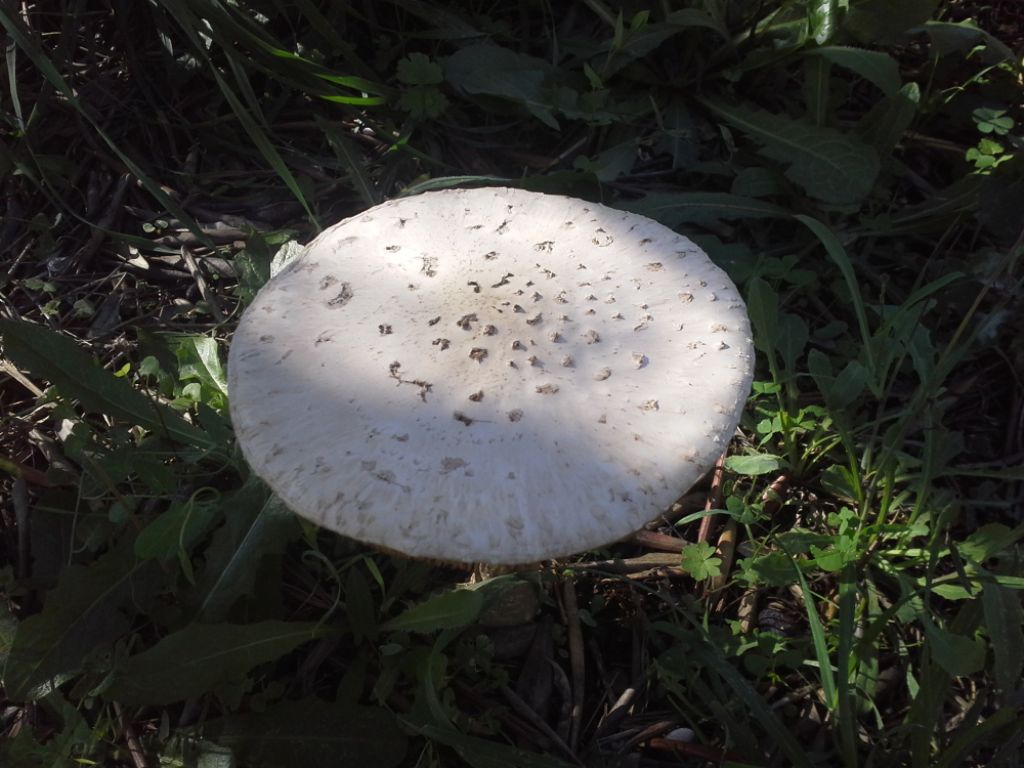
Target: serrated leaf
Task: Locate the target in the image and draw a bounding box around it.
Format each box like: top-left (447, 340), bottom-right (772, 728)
top-left (206, 699), bottom-right (406, 768)
top-left (396, 52), bottom-right (443, 86)
top-left (189, 486), bottom-right (299, 623)
top-left (679, 542), bottom-right (722, 580)
top-left (382, 589), bottom-right (483, 633)
top-left (806, 46), bottom-right (901, 96)
top-left (726, 454), bottom-right (783, 476)
top-left (0, 319), bottom-right (214, 450)
top-left (620, 192), bottom-right (788, 227)
top-left (3, 540), bottom-right (155, 701)
top-left (105, 621), bottom-right (329, 705)
top-left (701, 99), bottom-right (879, 204)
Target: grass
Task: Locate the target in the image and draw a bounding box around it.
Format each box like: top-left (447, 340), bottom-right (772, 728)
top-left (1, 1), bottom-right (1023, 766)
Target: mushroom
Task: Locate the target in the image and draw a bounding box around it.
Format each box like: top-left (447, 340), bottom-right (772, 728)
top-left (228, 187), bottom-right (754, 565)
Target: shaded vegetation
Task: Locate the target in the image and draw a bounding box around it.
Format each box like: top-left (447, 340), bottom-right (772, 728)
top-left (1, 1), bottom-right (1022, 766)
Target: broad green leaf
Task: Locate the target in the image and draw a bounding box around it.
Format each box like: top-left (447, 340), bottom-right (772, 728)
top-left (621, 192), bottom-right (788, 227)
top-left (444, 44), bottom-right (557, 128)
top-left (923, 20), bottom-right (1018, 65)
top-left (802, 56), bottom-right (831, 126)
top-left (981, 580), bottom-right (1024, 694)
top-left (174, 336), bottom-right (229, 399)
top-left (730, 167), bottom-right (784, 198)
top-left (858, 82), bottom-right (920, 159)
top-left (135, 494), bottom-right (223, 565)
top-left (189, 487), bottom-right (299, 623)
top-left (843, 0), bottom-right (939, 44)
top-left (382, 589), bottom-right (483, 634)
top-left (921, 617), bottom-right (986, 678)
top-left (701, 99), bottom-right (879, 205)
top-left (3, 540), bottom-right (155, 701)
top-left (808, 0), bottom-right (839, 44)
top-left (0, 319), bottom-right (214, 451)
top-left (808, 350), bottom-right (867, 410)
top-left (206, 699), bottom-right (406, 768)
top-left (745, 277), bottom-right (780, 355)
top-left (806, 46), bottom-right (901, 96)
top-left (959, 523), bottom-right (1024, 564)
top-left (725, 454), bottom-right (783, 476)
top-left (777, 313), bottom-right (809, 372)
top-left (104, 621), bottom-right (329, 705)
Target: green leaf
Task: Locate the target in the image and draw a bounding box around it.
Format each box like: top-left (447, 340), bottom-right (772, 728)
top-left (189, 487), bottom-right (299, 623)
top-left (174, 336), bottom-right (229, 400)
top-left (726, 454), bottom-right (783, 476)
top-left (921, 617), bottom-right (986, 678)
top-left (135, 494), bottom-right (223, 566)
top-left (397, 86), bottom-right (449, 119)
top-left (959, 523), bottom-right (1024, 564)
top-left (795, 216), bottom-right (876, 382)
top-left (802, 55), bottom-right (831, 127)
top-left (206, 698), bottom-right (406, 768)
top-left (397, 52), bottom-right (443, 85)
top-left (981, 580), bottom-right (1024, 694)
top-left (620, 192), bottom-right (789, 227)
top-left (444, 44), bottom-right (557, 128)
top-left (806, 46), bottom-right (901, 96)
top-left (745, 276), bottom-right (780, 355)
top-left (808, 350), bottom-right (867, 410)
top-left (679, 542), bottom-right (722, 580)
top-left (858, 82), bottom-right (920, 159)
top-left (4, 540), bottom-right (155, 701)
top-left (924, 21), bottom-right (1018, 66)
top-left (382, 589), bottom-right (483, 634)
top-left (844, 0), bottom-right (939, 44)
top-left (701, 99), bottom-right (880, 205)
top-left (777, 313), bottom-right (809, 372)
top-left (0, 319), bottom-right (215, 451)
top-left (104, 621), bottom-right (330, 705)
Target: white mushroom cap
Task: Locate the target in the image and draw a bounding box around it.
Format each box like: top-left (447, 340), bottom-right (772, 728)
top-left (228, 187), bottom-right (754, 565)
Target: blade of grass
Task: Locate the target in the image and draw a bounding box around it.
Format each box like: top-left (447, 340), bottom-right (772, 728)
top-left (0, 8), bottom-right (214, 249)
top-left (317, 115), bottom-right (378, 206)
top-left (796, 214), bottom-right (877, 387)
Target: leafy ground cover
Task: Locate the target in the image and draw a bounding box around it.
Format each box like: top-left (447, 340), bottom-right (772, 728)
top-left (1, 1), bottom-right (1022, 766)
